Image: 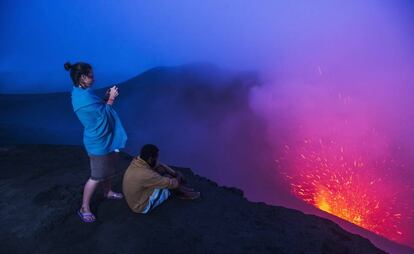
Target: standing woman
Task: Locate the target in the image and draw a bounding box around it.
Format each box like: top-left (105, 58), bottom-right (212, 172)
top-left (64, 62), bottom-right (127, 223)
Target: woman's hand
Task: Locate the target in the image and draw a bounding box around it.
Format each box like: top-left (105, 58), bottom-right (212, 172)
top-left (106, 85), bottom-right (119, 105)
top-left (109, 85), bottom-right (119, 100)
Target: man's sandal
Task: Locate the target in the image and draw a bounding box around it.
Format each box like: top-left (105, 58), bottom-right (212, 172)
top-left (177, 191), bottom-right (201, 200)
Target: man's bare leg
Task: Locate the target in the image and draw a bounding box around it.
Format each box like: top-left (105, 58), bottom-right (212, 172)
top-left (178, 185), bottom-right (194, 192)
top-left (162, 172), bottom-right (199, 198)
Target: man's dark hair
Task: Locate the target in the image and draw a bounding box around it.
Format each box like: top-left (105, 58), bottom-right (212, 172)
top-left (140, 144), bottom-right (159, 161)
top-left (64, 61), bottom-right (92, 87)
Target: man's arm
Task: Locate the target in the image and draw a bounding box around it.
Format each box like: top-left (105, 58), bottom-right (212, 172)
top-left (144, 170), bottom-right (179, 190)
top-left (154, 162), bottom-right (177, 177)
top-left (160, 163), bottom-right (186, 184)
top-left (161, 163), bottom-right (177, 177)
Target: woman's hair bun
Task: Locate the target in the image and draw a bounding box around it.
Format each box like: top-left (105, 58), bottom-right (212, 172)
top-left (64, 62), bottom-right (72, 71)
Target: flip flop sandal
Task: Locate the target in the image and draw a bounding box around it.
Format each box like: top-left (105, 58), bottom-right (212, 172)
top-left (180, 186), bottom-right (195, 192)
top-left (177, 191), bottom-right (201, 200)
top-left (77, 209), bottom-right (96, 223)
top-left (105, 192), bottom-right (124, 200)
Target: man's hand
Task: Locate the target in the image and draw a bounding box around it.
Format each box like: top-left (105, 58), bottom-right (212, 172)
top-left (170, 178), bottom-right (179, 189)
top-left (175, 171), bottom-right (184, 183)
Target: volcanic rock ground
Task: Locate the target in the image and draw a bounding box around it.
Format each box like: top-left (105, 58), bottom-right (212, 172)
top-left (0, 144), bottom-right (386, 254)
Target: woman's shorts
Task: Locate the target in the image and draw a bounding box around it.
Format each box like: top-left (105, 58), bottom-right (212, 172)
top-left (89, 152), bottom-right (120, 181)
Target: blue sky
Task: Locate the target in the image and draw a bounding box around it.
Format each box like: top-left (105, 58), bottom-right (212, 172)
top-left (0, 0), bottom-right (413, 93)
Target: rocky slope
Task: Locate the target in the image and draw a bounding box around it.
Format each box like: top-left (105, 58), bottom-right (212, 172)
top-left (0, 144), bottom-right (385, 254)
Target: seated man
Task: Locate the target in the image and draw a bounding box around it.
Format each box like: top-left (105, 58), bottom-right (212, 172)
top-left (123, 144), bottom-right (200, 214)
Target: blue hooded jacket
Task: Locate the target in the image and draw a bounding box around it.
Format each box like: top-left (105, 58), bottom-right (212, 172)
top-left (71, 87), bottom-right (127, 156)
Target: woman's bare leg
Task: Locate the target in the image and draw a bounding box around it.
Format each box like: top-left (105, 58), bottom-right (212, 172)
top-left (102, 179), bottom-right (111, 196)
top-left (102, 179), bottom-right (123, 198)
top-left (81, 178), bottom-right (100, 213)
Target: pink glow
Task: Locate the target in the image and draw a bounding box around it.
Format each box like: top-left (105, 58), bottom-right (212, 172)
top-left (251, 71), bottom-right (414, 247)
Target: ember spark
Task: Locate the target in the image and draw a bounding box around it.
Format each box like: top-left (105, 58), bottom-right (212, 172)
top-left (277, 138), bottom-right (409, 242)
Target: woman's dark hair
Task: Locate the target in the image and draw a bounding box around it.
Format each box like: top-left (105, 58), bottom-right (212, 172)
top-left (140, 144), bottom-right (159, 161)
top-left (64, 62), bottom-right (92, 87)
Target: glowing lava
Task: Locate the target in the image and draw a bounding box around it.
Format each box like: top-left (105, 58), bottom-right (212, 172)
top-left (277, 138), bottom-right (410, 243)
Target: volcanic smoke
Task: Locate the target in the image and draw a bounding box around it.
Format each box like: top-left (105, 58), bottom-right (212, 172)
top-left (250, 71), bottom-right (414, 247)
